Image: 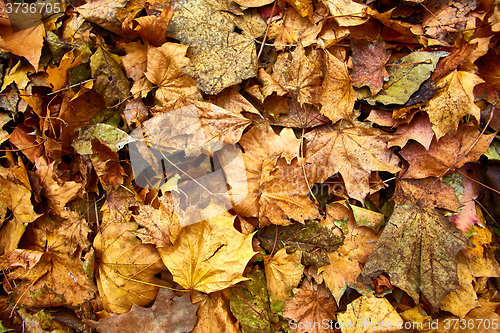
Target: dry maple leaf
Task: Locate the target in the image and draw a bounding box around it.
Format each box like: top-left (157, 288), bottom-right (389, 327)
top-left (318, 51), bottom-right (356, 123)
top-left (92, 289), bottom-right (199, 333)
top-left (264, 248), bottom-right (304, 304)
top-left (144, 42), bottom-right (199, 108)
top-left (394, 178), bottom-right (460, 212)
top-left (351, 38), bottom-right (390, 96)
top-left (283, 280), bottom-right (337, 333)
top-left (220, 122), bottom-right (301, 218)
top-left (305, 123), bottom-right (400, 202)
top-left (361, 203), bottom-right (468, 310)
top-left (400, 124), bottom-right (494, 179)
top-left (122, 6), bottom-right (173, 46)
top-left (425, 71), bottom-right (484, 139)
top-left (158, 209), bottom-right (256, 293)
top-left (337, 295), bottom-right (403, 333)
top-left (259, 157), bottom-right (320, 226)
top-left (272, 44), bottom-right (322, 106)
top-left (319, 203), bottom-right (378, 302)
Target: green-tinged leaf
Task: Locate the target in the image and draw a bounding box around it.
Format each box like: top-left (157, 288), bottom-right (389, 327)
top-left (72, 123), bottom-right (134, 155)
top-left (365, 51), bottom-right (447, 105)
top-left (350, 205), bottom-right (385, 232)
top-left (0, 321), bottom-right (13, 333)
top-left (90, 47), bottom-right (130, 107)
top-left (361, 203), bottom-right (468, 310)
top-left (485, 141), bottom-right (500, 160)
top-left (230, 268), bottom-right (273, 333)
top-left (257, 220), bottom-right (344, 267)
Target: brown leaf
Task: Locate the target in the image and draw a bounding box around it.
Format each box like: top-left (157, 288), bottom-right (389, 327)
top-left (192, 293), bottom-right (240, 333)
top-left (272, 44), bottom-right (322, 106)
top-left (0, 24), bottom-right (44, 70)
top-left (283, 280), bottom-right (336, 333)
top-left (305, 123), bottom-right (400, 202)
top-left (318, 51), bottom-right (356, 123)
top-left (388, 112), bottom-right (435, 150)
top-left (394, 178), bottom-right (460, 211)
top-left (123, 6), bottom-right (173, 46)
top-left (264, 248), bottom-right (304, 303)
top-left (351, 38), bottom-right (390, 96)
top-left (400, 124), bottom-right (494, 179)
top-left (92, 289), bottom-right (198, 333)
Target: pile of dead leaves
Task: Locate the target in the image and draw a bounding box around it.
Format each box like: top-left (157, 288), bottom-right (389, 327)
top-left (0, 0), bottom-right (499, 332)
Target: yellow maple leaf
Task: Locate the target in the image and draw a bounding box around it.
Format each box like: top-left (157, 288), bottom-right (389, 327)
top-left (158, 209), bottom-right (256, 293)
top-left (264, 248), bottom-right (303, 303)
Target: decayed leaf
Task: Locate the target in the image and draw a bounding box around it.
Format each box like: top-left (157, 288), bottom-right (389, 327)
top-left (0, 166), bottom-right (40, 224)
top-left (144, 42), bottom-right (199, 108)
top-left (394, 178), bottom-right (460, 212)
top-left (264, 248), bottom-right (304, 304)
top-left (158, 209), bottom-right (256, 293)
top-left (221, 123), bottom-right (300, 218)
top-left (462, 225), bottom-right (500, 279)
top-left (259, 157), bottom-right (320, 225)
top-left (401, 124), bottom-right (494, 179)
top-left (337, 295), bottom-right (403, 333)
top-left (318, 51), bottom-right (356, 123)
top-left (272, 44), bottom-right (322, 106)
top-left (94, 216), bottom-right (164, 313)
top-left (388, 112), bottom-right (435, 150)
top-left (90, 47), bottom-right (130, 107)
top-left (168, 0), bottom-right (257, 94)
top-left (485, 141), bottom-right (500, 160)
top-left (230, 268), bottom-right (273, 333)
top-left (257, 220), bottom-right (344, 268)
top-left (192, 293), bottom-right (240, 333)
top-left (0, 24), bottom-right (44, 70)
top-left (361, 203), bottom-right (468, 310)
top-left (305, 124), bottom-right (400, 202)
top-left (350, 205), bottom-right (385, 232)
top-left (366, 51), bottom-right (447, 105)
top-left (73, 123), bottom-right (133, 155)
top-left (92, 289), bottom-right (199, 333)
top-left (322, 0), bottom-right (368, 26)
top-left (283, 280), bottom-right (337, 333)
top-left (319, 204), bottom-right (378, 302)
top-left (351, 38), bottom-right (390, 96)
top-left (425, 71), bottom-right (484, 139)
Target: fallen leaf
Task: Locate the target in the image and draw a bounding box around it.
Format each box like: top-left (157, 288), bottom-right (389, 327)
top-left (305, 123), bottom-right (400, 202)
top-left (158, 209), bottom-right (256, 293)
top-left (425, 71), bottom-right (484, 139)
top-left (272, 44), bottom-right (322, 106)
top-left (168, 0), bottom-right (257, 94)
top-left (192, 293), bottom-right (240, 333)
top-left (322, 0), bottom-right (368, 27)
top-left (337, 295), bottom-right (403, 333)
top-left (76, 0), bottom-right (126, 35)
top-left (73, 123), bottom-right (133, 155)
top-left (144, 42), bottom-right (200, 108)
top-left (124, 6), bottom-right (173, 46)
top-left (350, 205), bottom-right (385, 232)
top-left (90, 46), bottom-right (130, 107)
top-left (258, 157), bottom-right (320, 225)
top-left (395, 177), bottom-right (460, 212)
top-left (361, 203), bottom-right (468, 310)
top-left (264, 248), bottom-right (304, 304)
top-left (365, 51), bottom-right (447, 105)
top-left (400, 124), bottom-right (494, 178)
top-left (318, 51), bottom-right (356, 123)
top-left (230, 267), bottom-right (273, 333)
top-left (283, 280), bottom-right (337, 333)
top-left (257, 220), bottom-right (344, 268)
top-left (269, 7), bottom-right (322, 50)
top-left (319, 204), bottom-right (378, 302)
top-left (233, 0), bottom-right (274, 7)
top-left (0, 24), bottom-right (44, 70)
top-left (351, 38), bottom-right (390, 96)
top-left (388, 112), bottom-right (435, 150)
top-left (92, 289), bottom-right (199, 333)
top-left (285, 0), bottom-right (313, 18)
top-left (1, 61), bottom-right (33, 92)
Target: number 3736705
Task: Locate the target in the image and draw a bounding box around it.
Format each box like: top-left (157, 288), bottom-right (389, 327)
top-left (1, 1), bottom-right (62, 15)
top-left (443, 318), bottom-right (498, 330)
